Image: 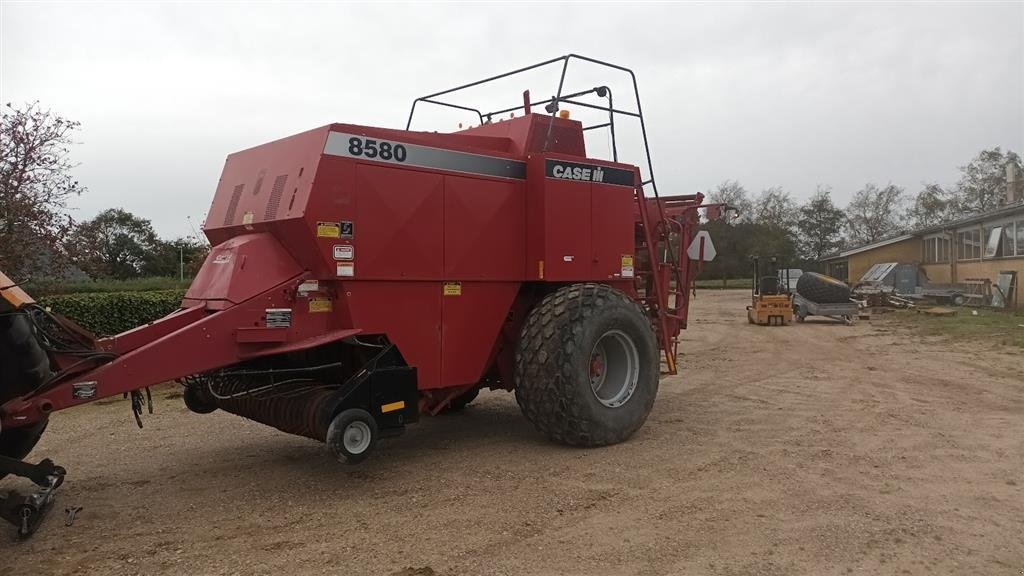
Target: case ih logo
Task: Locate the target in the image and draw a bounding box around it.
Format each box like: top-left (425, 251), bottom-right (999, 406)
top-left (544, 160), bottom-right (635, 187)
top-left (551, 163), bottom-right (605, 183)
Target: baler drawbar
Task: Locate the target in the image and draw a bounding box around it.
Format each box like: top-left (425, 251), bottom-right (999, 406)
top-left (0, 55), bottom-right (724, 539)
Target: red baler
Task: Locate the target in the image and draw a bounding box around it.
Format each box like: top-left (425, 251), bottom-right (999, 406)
top-left (0, 55), bottom-right (722, 538)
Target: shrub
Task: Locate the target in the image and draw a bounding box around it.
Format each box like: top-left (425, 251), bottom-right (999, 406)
top-left (25, 277), bottom-right (191, 297)
top-left (39, 290), bottom-right (187, 337)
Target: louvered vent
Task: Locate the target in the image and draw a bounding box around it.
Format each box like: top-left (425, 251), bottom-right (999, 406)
top-left (223, 184), bottom-right (244, 226)
top-left (252, 173), bottom-right (265, 196)
top-left (265, 175), bottom-right (288, 220)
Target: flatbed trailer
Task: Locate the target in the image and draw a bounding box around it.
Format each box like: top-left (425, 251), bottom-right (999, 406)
top-left (793, 294), bottom-right (860, 325)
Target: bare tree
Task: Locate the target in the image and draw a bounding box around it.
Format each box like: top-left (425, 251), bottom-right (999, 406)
top-left (705, 180), bottom-right (753, 222)
top-left (844, 183), bottom-right (906, 245)
top-left (0, 102), bottom-right (85, 277)
top-left (908, 183), bottom-right (956, 228)
top-left (954, 147), bottom-right (1023, 214)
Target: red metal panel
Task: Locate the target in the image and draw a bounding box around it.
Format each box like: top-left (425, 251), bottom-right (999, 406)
top-left (591, 182), bottom-right (635, 280)
top-left (457, 114), bottom-right (584, 157)
top-left (184, 233), bottom-right (304, 304)
top-left (443, 176), bottom-right (525, 279)
top-left (543, 178), bottom-right (592, 280)
top-left (355, 164), bottom-right (444, 279)
top-left (204, 126), bottom-right (329, 247)
top-left (441, 282), bottom-right (520, 387)
top-left (342, 281), bottom-right (442, 390)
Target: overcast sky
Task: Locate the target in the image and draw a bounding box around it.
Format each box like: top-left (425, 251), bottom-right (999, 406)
top-left (2, 2), bottom-right (1022, 239)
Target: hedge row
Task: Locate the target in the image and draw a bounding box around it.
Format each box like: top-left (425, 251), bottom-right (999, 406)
top-left (38, 290), bottom-right (187, 337)
top-left (26, 277), bottom-right (191, 297)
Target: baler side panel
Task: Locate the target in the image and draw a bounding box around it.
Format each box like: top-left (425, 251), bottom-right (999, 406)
top-left (354, 163), bottom-right (444, 279)
top-left (545, 179), bottom-right (592, 280)
top-left (442, 175), bottom-right (525, 280)
top-left (342, 282), bottom-right (442, 390)
top-left (441, 282), bottom-right (520, 388)
top-left (591, 182), bottom-right (636, 280)
top-left (526, 155), bottom-right (638, 282)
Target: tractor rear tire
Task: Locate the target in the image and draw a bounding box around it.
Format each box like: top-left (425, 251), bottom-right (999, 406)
top-left (515, 283), bottom-right (659, 447)
top-left (796, 272), bottom-right (851, 304)
top-left (0, 419), bottom-right (49, 481)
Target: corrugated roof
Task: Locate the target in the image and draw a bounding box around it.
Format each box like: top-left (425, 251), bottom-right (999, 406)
top-left (820, 234), bottom-right (915, 261)
top-left (820, 202), bottom-right (1024, 262)
top-left (913, 202), bottom-right (1024, 235)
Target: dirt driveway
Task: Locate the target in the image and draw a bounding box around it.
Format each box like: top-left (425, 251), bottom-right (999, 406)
top-left (2, 290), bottom-right (1022, 575)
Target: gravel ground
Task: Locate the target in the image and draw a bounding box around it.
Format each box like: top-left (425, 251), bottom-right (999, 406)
top-left (1, 290), bottom-right (1022, 575)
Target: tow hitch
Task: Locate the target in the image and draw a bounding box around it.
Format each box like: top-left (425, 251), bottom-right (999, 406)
top-left (0, 454), bottom-right (66, 539)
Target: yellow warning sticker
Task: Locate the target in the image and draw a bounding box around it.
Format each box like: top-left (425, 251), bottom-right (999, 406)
top-left (309, 298), bottom-right (332, 313)
top-left (443, 282), bottom-right (462, 296)
top-left (621, 254), bottom-right (635, 279)
top-left (381, 400), bottom-right (405, 414)
top-left (317, 221), bottom-right (341, 238)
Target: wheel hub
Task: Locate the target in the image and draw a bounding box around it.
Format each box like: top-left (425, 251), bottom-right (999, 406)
top-left (589, 330), bottom-right (640, 408)
top-left (343, 421), bottom-right (372, 455)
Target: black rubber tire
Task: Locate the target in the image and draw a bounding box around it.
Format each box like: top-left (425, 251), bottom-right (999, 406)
top-left (326, 408), bottom-right (378, 464)
top-left (183, 385), bottom-right (218, 414)
top-left (514, 283), bottom-right (659, 447)
top-left (0, 419), bottom-right (49, 481)
top-left (796, 272), bottom-right (851, 304)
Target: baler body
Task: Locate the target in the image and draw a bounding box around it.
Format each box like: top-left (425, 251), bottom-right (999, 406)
top-left (191, 114), bottom-right (636, 397)
top-left (2, 55), bottom-right (721, 469)
top-left (0, 55), bottom-right (725, 538)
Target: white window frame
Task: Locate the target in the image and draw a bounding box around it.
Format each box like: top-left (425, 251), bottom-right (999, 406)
top-left (1016, 219), bottom-right (1024, 257)
top-left (922, 234), bottom-right (950, 264)
top-left (958, 229), bottom-right (982, 261)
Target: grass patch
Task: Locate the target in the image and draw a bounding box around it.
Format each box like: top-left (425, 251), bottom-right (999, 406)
top-left (890, 307), bottom-right (1024, 349)
top-left (694, 278), bottom-right (752, 290)
top-left (25, 277), bottom-right (191, 297)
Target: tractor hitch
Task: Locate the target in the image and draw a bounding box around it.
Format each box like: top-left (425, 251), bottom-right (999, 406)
top-left (0, 454), bottom-right (66, 540)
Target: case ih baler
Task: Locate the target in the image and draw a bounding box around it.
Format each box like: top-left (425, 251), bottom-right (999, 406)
top-left (0, 56), bottom-right (721, 538)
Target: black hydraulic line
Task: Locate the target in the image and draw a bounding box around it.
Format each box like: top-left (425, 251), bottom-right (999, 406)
top-left (218, 361), bottom-right (344, 378)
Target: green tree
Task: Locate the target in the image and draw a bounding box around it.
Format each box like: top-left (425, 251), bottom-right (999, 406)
top-left (70, 208), bottom-right (165, 279)
top-left (752, 186), bottom-right (798, 232)
top-left (796, 186), bottom-right (845, 260)
top-left (0, 102), bottom-right (85, 277)
top-left (701, 219), bottom-right (799, 280)
top-left (146, 237), bottom-right (209, 278)
top-left (954, 147), bottom-right (1023, 214)
top-left (844, 183), bottom-right (906, 246)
